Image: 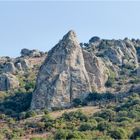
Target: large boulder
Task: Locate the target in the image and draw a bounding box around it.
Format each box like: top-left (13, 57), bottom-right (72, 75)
top-left (3, 62), bottom-right (16, 74)
top-left (31, 30), bottom-right (92, 110)
top-left (15, 58), bottom-right (32, 71)
top-left (0, 73), bottom-right (19, 91)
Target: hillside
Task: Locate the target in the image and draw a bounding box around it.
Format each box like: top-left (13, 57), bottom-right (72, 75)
top-left (1, 30), bottom-right (140, 139)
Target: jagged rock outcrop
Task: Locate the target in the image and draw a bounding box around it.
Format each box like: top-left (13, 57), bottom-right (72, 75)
top-left (1, 30), bottom-right (140, 110)
top-left (83, 50), bottom-right (108, 92)
top-left (0, 73), bottom-right (19, 91)
top-left (0, 49), bottom-right (46, 92)
top-left (31, 30), bottom-right (108, 110)
top-left (85, 38), bottom-right (139, 74)
top-left (3, 62), bottom-right (16, 74)
top-left (15, 58), bottom-right (31, 70)
top-left (31, 31), bottom-right (91, 110)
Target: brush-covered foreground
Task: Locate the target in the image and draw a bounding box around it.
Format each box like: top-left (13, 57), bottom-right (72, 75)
top-left (1, 91), bottom-right (140, 140)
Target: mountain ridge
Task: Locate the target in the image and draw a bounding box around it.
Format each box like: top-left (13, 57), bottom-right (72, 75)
top-left (1, 30), bottom-right (140, 110)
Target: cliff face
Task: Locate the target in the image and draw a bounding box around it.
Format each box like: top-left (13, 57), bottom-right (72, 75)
top-left (31, 31), bottom-right (109, 110)
top-left (31, 31), bottom-right (90, 110)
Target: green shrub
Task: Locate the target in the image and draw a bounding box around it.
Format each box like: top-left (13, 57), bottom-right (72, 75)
top-left (79, 123), bottom-right (93, 131)
top-left (115, 117), bottom-right (133, 123)
top-left (79, 120), bottom-right (97, 131)
top-left (25, 110), bottom-right (36, 118)
top-left (72, 98), bottom-right (82, 107)
top-left (43, 109), bottom-right (49, 115)
top-left (0, 92), bottom-right (32, 115)
top-left (109, 128), bottom-right (127, 139)
top-left (42, 114), bottom-right (53, 122)
top-left (67, 131), bottom-right (83, 139)
top-left (94, 109), bottom-right (116, 121)
top-left (130, 127), bottom-right (140, 139)
top-left (62, 110), bottom-right (88, 121)
top-left (24, 81), bottom-right (35, 91)
top-left (102, 92), bottom-right (115, 100)
top-left (54, 129), bottom-right (68, 140)
top-left (97, 121), bottom-right (111, 131)
top-left (105, 69), bottom-right (116, 87)
top-left (105, 77), bottom-right (115, 87)
top-left (93, 117), bottom-right (105, 122)
top-left (117, 111), bottom-right (128, 117)
top-left (85, 92), bottom-right (102, 102)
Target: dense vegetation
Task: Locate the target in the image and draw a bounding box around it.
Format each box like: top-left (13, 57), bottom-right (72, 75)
top-left (1, 91), bottom-right (140, 139)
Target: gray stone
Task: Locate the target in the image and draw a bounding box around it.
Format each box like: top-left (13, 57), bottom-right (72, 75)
top-left (83, 50), bottom-right (108, 92)
top-left (0, 73), bottom-right (19, 91)
top-left (31, 30), bottom-right (109, 110)
top-left (31, 30), bottom-right (92, 110)
top-left (3, 62), bottom-right (16, 74)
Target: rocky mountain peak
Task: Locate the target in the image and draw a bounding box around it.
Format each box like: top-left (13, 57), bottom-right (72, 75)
top-left (31, 31), bottom-right (108, 110)
top-left (63, 30), bottom-right (77, 40)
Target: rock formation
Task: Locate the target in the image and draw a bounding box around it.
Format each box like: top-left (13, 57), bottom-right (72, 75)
top-left (83, 50), bottom-right (108, 92)
top-left (0, 73), bottom-right (19, 91)
top-left (0, 49), bottom-right (46, 92)
top-left (31, 30), bottom-right (109, 110)
top-left (1, 30), bottom-right (140, 111)
top-left (3, 62), bottom-right (16, 74)
top-left (31, 31), bottom-right (91, 110)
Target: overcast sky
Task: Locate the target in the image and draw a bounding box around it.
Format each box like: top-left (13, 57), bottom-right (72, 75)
top-left (0, 1), bottom-right (140, 57)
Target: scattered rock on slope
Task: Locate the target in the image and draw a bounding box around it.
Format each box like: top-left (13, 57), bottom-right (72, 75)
top-left (0, 73), bottom-right (19, 91)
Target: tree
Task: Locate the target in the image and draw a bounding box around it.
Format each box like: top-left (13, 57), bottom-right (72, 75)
top-left (85, 92), bottom-right (102, 102)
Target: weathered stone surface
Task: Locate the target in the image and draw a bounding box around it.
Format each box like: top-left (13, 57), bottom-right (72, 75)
top-left (15, 62), bottom-right (22, 71)
top-left (31, 30), bottom-right (92, 110)
top-left (83, 50), bottom-right (108, 92)
top-left (31, 31), bottom-right (110, 110)
top-left (0, 73), bottom-right (19, 91)
top-left (20, 59), bottom-right (31, 70)
top-left (3, 62), bottom-right (16, 74)
top-left (85, 39), bottom-right (139, 71)
top-left (14, 58), bottom-right (32, 71)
